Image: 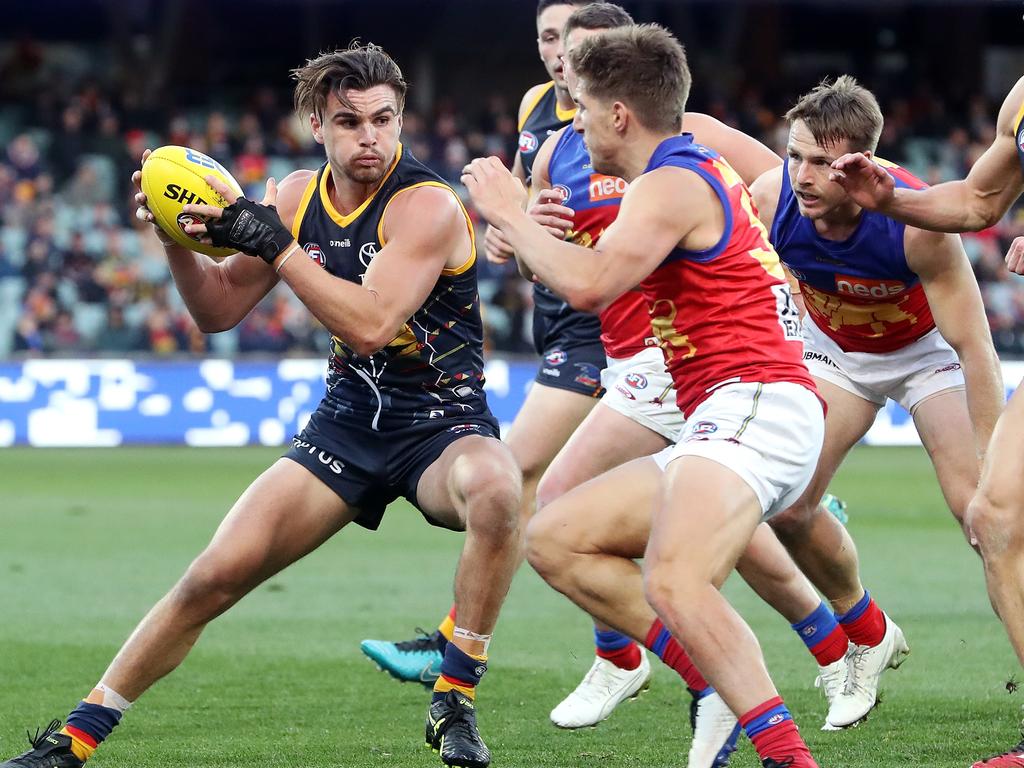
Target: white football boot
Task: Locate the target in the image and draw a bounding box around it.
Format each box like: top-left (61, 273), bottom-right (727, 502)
top-left (550, 650), bottom-right (652, 728)
top-left (825, 614), bottom-right (909, 729)
top-left (814, 653), bottom-right (850, 731)
top-left (687, 690), bottom-right (740, 768)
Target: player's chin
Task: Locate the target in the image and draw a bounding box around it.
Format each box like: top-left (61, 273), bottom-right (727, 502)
top-left (346, 165), bottom-right (387, 185)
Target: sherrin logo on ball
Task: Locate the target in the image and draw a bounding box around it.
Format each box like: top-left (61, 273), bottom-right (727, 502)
top-left (141, 145), bottom-right (244, 259)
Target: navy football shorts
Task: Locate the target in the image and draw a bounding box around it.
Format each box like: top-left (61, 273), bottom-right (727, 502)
top-left (284, 400), bottom-right (500, 531)
top-left (532, 310), bottom-right (606, 398)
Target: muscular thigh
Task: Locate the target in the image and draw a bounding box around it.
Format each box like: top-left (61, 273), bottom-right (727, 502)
top-left (535, 456), bottom-right (664, 559)
top-left (200, 458), bottom-right (358, 585)
top-left (415, 435), bottom-right (521, 530)
top-left (977, 380), bottom-right (1024, 509)
top-left (504, 381), bottom-right (598, 478)
top-left (540, 401), bottom-right (671, 505)
top-left (787, 377), bottom-right (880, 510)
top-left (913, 388), bottom-right (980, 521)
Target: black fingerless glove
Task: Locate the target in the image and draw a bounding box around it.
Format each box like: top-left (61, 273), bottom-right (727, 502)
top-left (206, 198), bottom-right (294, 264)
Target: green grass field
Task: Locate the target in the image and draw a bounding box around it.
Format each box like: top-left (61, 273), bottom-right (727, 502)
top-left (0, 446), bottom-right (1019, 767)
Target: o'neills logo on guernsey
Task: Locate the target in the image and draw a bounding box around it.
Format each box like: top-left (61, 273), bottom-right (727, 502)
top-left (588, 174), bottom-right (627, 202)
top-left (834, 274), bottom-right (907, 299)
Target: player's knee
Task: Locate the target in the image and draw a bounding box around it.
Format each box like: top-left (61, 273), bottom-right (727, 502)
top-left (643, 559), bottom-right (698, 621)
top-left (173, 551), bottom-right (254, 619)
top-left (460, 458), bottom-right (522, 539)
top-left (967, 492), bottom-right (1021, 559)
top-left (768, 501), bottom-right (815, 544)
top-left (524, 507), bottom-right (569, 580)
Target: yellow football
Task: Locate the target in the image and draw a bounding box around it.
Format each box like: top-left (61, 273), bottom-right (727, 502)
top-left (140, 145), bottom-right (244, 258)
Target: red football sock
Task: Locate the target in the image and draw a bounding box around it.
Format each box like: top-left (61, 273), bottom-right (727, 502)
top-left (644, 618), bottom-right (709, 691)
top-left (596, 641), bottom-right (642, 670)
top-left (838, 597), bottom-right (886, 647)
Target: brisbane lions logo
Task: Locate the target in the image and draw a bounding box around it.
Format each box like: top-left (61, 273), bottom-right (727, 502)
top-left (304, 242), bottom-right (327, 268)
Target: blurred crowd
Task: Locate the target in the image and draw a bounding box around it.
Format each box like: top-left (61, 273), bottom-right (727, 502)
top-left (2, 37), bottom-right (1024, 360)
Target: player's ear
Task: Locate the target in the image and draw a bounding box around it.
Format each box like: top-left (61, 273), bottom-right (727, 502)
top-left (612, 101), bottom-right (628, 134)
top-left (862, 150), bottom-right (874, 161)
top-left (310, 112), bottom-right (325, 145)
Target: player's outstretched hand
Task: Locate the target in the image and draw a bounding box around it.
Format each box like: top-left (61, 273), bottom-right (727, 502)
top-left (829, 152), bottom-right (895, 211)
top-left (1006, 236), bottom-right (1024, 275)
top-left (182, 177), bottom-right (294, 264)
top-left (529, 188), bottom-right (574, 239)
top-left (132, 149), bottom-right (175, 246)
top-left (484, 224), bottom-right (515, 264)
top-left (461, 157), bottom-right (528, 227)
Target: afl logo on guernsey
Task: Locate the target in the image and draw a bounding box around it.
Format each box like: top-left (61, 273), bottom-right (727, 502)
top-left (519, 130), bottom-right (539, 154)
top-left (552, 183), bottom-right (572, 204)
top-left (1017, 124), bottom-right (1024, 154)
top-left (304, 242), bottom-right (327, 268)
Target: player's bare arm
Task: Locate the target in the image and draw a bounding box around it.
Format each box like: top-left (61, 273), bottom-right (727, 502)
top-left (132, 152), bottom-right (302, 332)
top-left (278, 185), bottom-right (469, 356)
top-left (184, 178), bottom-right (466, 356)
top-left (906, 225), bottom-right (1004, 454)
top-left (830, 77), bottom-right (1024, 232)
top-left (514, 127), bottom-right (572, 281)
top-left (685, 112), bottom-right (783, 185)
top-left (483, 84), bottom-right (552, 265)
top-left (464, 157), bottom-right (715, 313)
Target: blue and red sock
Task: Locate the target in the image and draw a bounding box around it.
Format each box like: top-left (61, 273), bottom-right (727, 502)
top-left (644, 618), bottom-right (710, 695)
top-left (740, 696), bottom-right (814, 766)
top-left (835, 591), bottom-right (886, 648)
top-left (791, 601), bottom-right (848, 666)
top-left (594, 628), bottom-right (641, 670)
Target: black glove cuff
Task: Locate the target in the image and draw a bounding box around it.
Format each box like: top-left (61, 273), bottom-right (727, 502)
top-left (208, 198), bottom-right (294, 264)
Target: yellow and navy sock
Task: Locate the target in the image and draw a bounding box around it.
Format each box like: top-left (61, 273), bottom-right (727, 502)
top-left (62, 685), bottom-right (131, 762)
top-left (432, 643), bottom-right (487, 704)
top-left (437, 606), bottom-right (456, 654)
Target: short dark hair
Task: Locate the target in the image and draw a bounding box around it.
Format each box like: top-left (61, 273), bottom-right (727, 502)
top-left (564, 2), bottom-right (633, 36)
top-left (292, 42), bottom-right (407, 121)
top-left (537, 0), bottom-right (590, 18)
top-left (568, 24), bottom-right (690, 134)
top-left (785, 75), bottom-right (884, 153)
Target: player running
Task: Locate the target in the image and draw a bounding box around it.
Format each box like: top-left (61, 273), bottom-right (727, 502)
top-left (750, 75), bottom-right (1003, 730)
top-left (360, 0), bottom-right (652, 724)
top-left (464, 24), bottom-right (826, 768)
top-left (1, 44), bottom-right (520, 768)
top-left (829, 75), bottom-right (1024, 768)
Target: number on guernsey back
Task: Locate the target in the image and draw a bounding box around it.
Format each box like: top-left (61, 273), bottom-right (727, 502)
top-left (772, 284), bottom-right (802, 341)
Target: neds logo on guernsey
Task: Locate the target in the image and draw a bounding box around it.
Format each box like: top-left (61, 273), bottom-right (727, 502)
top-left (835, 274), bottom-right (907, 298)
top-left (589, 174), bottom-right (627, 202)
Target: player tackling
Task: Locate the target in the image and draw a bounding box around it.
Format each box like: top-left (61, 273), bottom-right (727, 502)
top-left (1, 43), bottom-right (520, 768)
top-left (464, 24), bottom-right (826, 768)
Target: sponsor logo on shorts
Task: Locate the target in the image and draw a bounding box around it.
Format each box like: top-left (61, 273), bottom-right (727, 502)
top-left (934, 362), bottom-right (962, 374)
top-left (573, 362), bottom-right (601, 390)
top-left (624, 372), bottom-right (648, 390)
top-left (803, 350), bottom-right (840, 369)
top-left (615, 385), bottom-right (636, 400)
top-left (545, 349), bottom-right (567, 366)
top-left (518, 130), bottom-right (539, 154)
top-left (542, 368), bottom-right (561, 377)
top-left (304, 242), bottom-right (327, 268)
top-left (291, 438), bottom-right (345, 475)
top-left (448, 423), bottom-right (484, 435)
top-left (588, 173), bottom-right (627, 202)
top-left (552, 183), bottom-right (571, 204)
top-left (692, 421), bottom-right (718, 435)
top-left (835, 274), bottom-right (907, 299)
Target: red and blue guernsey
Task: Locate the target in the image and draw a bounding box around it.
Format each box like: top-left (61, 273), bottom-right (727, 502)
top-left (548, 127), bottom-right (653, 359)
top-left (639, 135), bottom-right (816, 416)
top-left (769, 158), bottom-right (934, 353)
